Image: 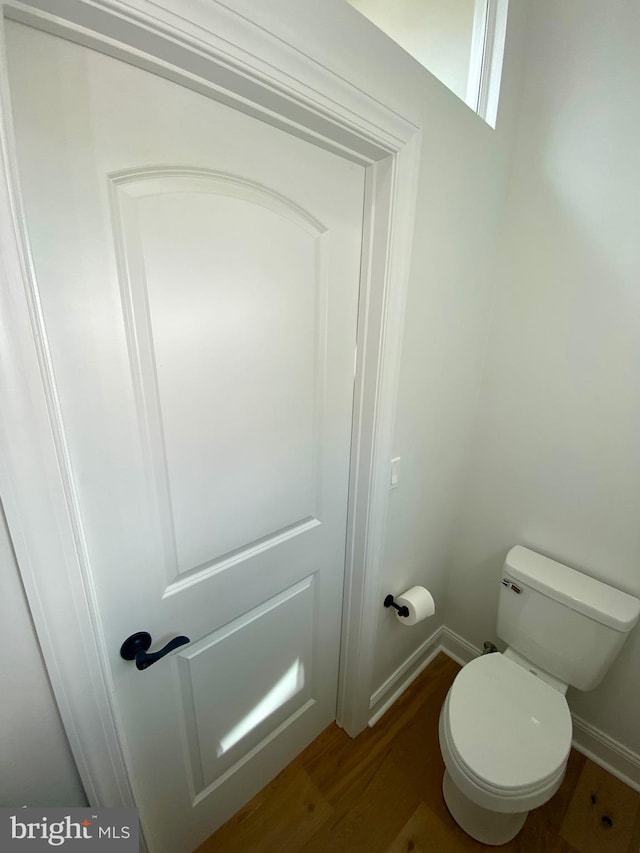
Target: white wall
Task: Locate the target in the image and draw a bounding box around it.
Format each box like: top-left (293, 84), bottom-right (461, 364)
top-left (0, 503), bottom-right (86, 806)
top-left (366, 4), bottom-right (530, 694)
top-left (446, 0), bottom-right (640, 755)
top-left (346, 0), bottom-right (476, 101)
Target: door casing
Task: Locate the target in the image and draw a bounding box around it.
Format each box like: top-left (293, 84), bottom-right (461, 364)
top-left (0, 0), bottom-right (420, 844)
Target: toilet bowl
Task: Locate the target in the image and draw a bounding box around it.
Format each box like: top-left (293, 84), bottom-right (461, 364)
top-left (438, 653), bottom-right (571, 845)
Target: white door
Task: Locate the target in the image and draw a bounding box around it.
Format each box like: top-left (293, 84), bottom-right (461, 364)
top-left (6, 20), bottom-right (364, 853)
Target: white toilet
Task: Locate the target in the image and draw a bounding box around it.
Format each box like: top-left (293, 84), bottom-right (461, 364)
top-left (439, 545), bottom-right (640, 846)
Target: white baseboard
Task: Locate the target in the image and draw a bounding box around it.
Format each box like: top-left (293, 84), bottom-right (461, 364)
top-left (439, 626), bottom-right (480, 666)
top-left (368, 626), bottom-right (640, 793)
top-left (572, 714), bottom-right (640, 793)
top-left (368, 625), bottom-right (444, 726)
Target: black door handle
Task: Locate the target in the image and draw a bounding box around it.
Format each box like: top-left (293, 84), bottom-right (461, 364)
top-left (120, 631), bottom-right (190, 670)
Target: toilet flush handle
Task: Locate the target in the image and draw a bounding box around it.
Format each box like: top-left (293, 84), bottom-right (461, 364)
top-left (501, 578), bottom-right (522, 594)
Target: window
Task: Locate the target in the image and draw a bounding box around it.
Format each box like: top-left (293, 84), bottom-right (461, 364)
top-left (345, 0), bottom-right (508, 127)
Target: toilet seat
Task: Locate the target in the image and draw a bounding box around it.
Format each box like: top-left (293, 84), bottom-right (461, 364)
top-left (444, 654), bottom-right (572, 794)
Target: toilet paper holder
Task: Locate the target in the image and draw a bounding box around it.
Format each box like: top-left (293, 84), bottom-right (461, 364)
top-left (383, 594), bottom-right (409, 618)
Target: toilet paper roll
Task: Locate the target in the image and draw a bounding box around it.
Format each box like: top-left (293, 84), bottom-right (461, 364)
top-left (395, 586), bottom-right (435, 625)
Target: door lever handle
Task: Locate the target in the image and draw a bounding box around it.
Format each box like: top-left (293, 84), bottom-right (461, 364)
top-left (120, 631), bottom-right (190, 670)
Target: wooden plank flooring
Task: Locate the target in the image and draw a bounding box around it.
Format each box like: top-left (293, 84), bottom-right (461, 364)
top-left (196, 654), bottom-right (640, 852)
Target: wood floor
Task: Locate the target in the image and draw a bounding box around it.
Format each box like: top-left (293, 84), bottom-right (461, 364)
top-left (196, 654), bottom-right (640, 852)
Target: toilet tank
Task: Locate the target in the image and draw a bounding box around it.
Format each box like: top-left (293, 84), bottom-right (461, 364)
top-left (497, 546), bottom-right (640, 690)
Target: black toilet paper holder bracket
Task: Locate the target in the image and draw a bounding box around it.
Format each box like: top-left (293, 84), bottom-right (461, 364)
top-left (384, 594), bottom-right (409, 618)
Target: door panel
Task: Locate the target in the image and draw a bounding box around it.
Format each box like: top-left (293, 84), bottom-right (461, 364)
top-left (111, 169), bottom-right (325, 579)
top-left (178, 575), bottom-right (316, 795)
top-left (6, 20), bottom-right (364, 853)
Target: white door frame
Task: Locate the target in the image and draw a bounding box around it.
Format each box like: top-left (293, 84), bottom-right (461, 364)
top-left (0, 0), bottom-right (420, 824)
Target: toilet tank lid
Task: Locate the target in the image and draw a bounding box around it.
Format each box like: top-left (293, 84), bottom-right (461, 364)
top-left (504, 546), bottom-right (640, 632)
